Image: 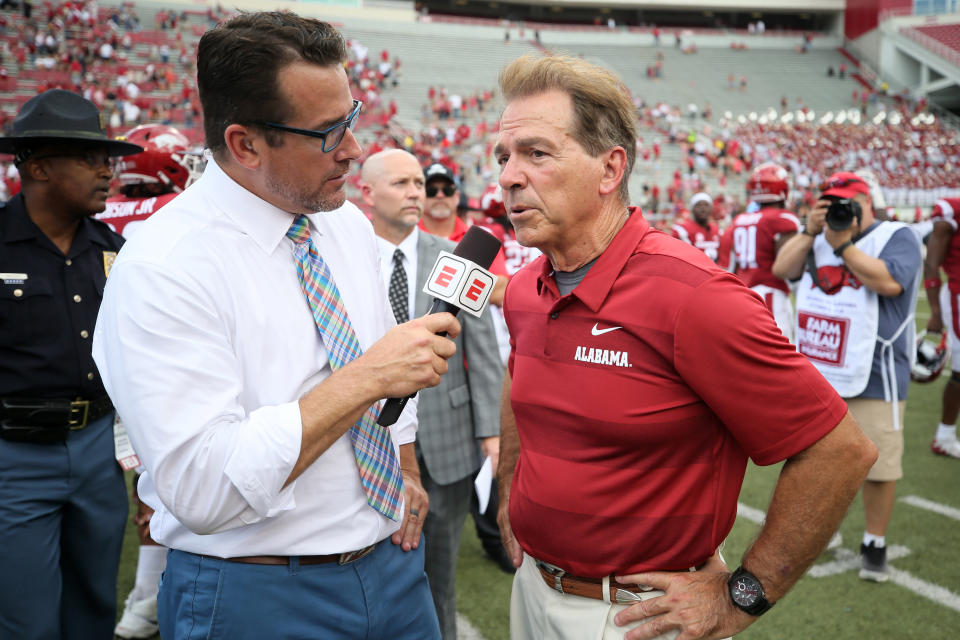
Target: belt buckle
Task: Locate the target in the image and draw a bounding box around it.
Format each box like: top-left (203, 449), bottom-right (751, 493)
top-left (537, 560), bottom-right (566, 594)
top-left (338, 544), bottom-right (375, 566)
top-left (69, 400), bottom-right (90, 430)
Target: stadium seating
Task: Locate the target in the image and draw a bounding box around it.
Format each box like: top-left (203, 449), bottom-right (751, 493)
top-left (1, 1), bottom-right (956, 218)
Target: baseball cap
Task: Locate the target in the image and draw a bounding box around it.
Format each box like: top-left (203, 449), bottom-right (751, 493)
top-left (820, 172), bottom-right (871, 200)
top-left (424, 162), bottom-right (457, 186)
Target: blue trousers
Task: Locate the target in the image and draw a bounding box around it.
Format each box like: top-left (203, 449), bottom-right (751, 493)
top-left (160, 535), bottom-right (441, 640)
top-left (0, 413), bottom-right (129, 640)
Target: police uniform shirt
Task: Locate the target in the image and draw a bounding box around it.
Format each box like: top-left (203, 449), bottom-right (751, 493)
top-left (0, 193), bottom-right (123, 399)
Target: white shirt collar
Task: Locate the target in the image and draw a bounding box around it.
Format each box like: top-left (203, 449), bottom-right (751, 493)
top-left (204, 158), bottom-right (322, 255)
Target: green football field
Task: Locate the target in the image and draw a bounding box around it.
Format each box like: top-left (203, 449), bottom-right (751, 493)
top-left (117, 293), bottom-right (960, 639)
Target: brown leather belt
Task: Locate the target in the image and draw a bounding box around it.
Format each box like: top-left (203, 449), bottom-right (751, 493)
top-left (536, 561), bottom-right (659, 604)
top-left (219, 543), bottom-right (377, 567)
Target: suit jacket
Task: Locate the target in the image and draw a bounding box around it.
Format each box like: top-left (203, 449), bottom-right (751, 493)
top-left (414, 231), bottom-right (504, 485)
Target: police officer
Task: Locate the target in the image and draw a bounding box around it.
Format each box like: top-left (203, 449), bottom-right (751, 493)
top-left (0, 89), bottom-right (143, 640)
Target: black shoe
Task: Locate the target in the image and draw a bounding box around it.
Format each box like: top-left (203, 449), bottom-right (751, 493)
top-left (484, 545), bottom-right (517, 574)
top-left (859, 542), bottom-right (889, 583)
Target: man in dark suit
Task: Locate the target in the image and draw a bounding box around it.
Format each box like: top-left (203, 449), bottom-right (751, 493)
top-left (362, 149), bottom-right (504, 640)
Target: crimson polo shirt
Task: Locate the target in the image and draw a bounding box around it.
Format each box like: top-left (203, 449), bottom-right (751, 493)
top-left (503, 207), bottom-right (848, 578)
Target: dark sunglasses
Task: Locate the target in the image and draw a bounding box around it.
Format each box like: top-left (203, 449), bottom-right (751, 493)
top-left (259, 99), bottom-right (362, 153)
top-left (819, 176), bottom-right (866, 192)
top-left (425, 183), bottom-right (457, 198)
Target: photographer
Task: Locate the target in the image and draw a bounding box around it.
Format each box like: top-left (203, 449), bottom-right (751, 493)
top-left (772, 171), bottom-right (922, 584)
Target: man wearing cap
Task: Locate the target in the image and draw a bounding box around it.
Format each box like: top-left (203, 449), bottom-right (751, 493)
top-left (419, 161), bottom-right (516, 575)
top-left (420, 162), bottom-right (509, 305)
top-left (0, 89), bottom-right (143, 639)
top-left (773, 171), bottom-right (922, 584)
top-left (671, 192), bottom-right (720, 261)
top-left (362, 149), bottom-right (504, 640)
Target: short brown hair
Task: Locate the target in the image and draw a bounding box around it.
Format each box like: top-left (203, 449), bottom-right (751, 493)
top-left (499, 55), bottom-right (637, 203)
top-left (197, 11), bottom-right (347, 156)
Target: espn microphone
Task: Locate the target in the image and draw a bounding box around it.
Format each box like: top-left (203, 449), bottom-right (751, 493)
top-left (377, 225), bottom-right (502, 426)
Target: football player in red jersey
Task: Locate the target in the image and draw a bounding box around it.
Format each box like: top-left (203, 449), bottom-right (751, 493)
top-left (671, 192), bottom-right (720, 261)
top-left (105, 124), bottom-right (201, 639)
top-left (718, 162), bottom-right (800, 341)
top-left (923, 197), bottom-right (960, 459)
top-left (99, 124), bottom-right (202, 239)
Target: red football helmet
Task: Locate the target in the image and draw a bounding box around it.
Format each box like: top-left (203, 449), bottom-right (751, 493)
top-left (480, 183), bottom-right (506, 217)
top-left (912, 330), bottom-right (949, 383)
top-left (746, 162), bottom-right (789, 204)
top-left (116, 124), bottom-right (202, 193)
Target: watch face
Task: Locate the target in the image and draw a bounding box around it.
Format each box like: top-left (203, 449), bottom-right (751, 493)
top-left (731, 575), bottom-right (761, 607)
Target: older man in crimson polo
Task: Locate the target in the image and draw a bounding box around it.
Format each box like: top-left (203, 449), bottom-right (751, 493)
top-left (493, 55), bottom-right (877, 640)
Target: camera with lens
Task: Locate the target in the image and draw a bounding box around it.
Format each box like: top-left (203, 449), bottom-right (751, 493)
top-left (824, 196), bottom-right (862, 231)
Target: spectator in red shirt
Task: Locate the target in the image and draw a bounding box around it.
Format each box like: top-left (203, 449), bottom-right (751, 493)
top-left (493, 54), bottom-right (875, 640)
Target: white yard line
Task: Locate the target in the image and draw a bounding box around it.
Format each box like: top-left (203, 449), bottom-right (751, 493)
top-left (901, 495), bottom-right (960, 522)
top-left (457, 612), bottom-right (488, 640)
top-left (807, 545), bottom-right (911, 577)
top-left (736, 501), bottom-right (766, 525)
top-left (738, 502), bottom-right (960, 612)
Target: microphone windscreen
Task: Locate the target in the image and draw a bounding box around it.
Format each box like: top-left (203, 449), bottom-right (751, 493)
top-left (452, 225), bottom-right (501, 269)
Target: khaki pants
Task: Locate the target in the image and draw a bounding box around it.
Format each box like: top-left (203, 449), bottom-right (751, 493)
top-left (846, 398), bottom-right (905, 482)
top-left (510, 554), bottom-right (677, 640)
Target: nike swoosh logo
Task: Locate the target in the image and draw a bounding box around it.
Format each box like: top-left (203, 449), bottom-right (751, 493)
top-left (591, 323), bottom-right (623, 336)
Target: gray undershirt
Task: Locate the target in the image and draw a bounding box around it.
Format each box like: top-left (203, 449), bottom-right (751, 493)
top-left (554, 258), bottom-right (598, 296)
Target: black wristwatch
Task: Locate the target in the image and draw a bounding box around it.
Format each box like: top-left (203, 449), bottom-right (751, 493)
top-left (728, 566), bottom-right (774, 616)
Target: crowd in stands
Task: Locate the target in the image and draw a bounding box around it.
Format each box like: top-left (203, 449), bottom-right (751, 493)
top-left (3, 1), bottom-right (960, 226)
top-left (721, 109), bottom-right (960, 209)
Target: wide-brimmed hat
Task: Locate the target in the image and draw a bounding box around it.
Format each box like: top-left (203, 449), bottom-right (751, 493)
top-left (0, 89), bottom-right (143, 156)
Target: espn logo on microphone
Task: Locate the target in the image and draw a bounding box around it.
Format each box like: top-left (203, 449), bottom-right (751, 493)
top-left (423, 252), bottom-right (496, 317)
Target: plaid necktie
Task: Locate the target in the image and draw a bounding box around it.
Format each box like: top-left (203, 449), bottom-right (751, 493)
top-left (388, 248), bottom-right (409, 324)
top-left (286, 215), bottom-right (404, 521)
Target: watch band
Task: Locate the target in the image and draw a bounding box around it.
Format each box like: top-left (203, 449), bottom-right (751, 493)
top-left (728, 566), bottom-right (775, 616)
top-left (833, 240), bottom-right (854, 258)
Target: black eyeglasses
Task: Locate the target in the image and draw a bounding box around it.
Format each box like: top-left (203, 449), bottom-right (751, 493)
top-left (426, 183), bottom-right (457, 198)
top-left (259, 99), bottom-right (363, 153)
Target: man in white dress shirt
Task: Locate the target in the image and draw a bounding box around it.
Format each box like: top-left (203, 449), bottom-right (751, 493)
top-left (93, 12), bottom-right (457, 639)
top-left (362, 149), bottom-right (504, 639)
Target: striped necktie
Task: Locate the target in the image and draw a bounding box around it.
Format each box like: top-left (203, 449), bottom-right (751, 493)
top-left (286, 214), bottom-right (404, 521)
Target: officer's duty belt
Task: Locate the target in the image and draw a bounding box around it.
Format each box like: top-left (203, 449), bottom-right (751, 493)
top-left (0, 396), bottom-right (114, 443)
